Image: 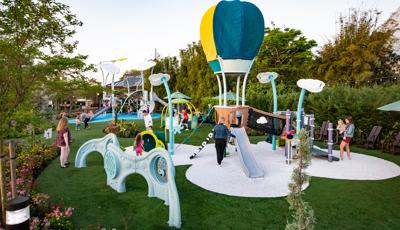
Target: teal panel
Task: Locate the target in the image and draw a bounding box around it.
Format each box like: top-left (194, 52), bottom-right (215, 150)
top-left (213, 1), bottom-right (264, 60)
top-left (209, 60), bottom-right (221, 73)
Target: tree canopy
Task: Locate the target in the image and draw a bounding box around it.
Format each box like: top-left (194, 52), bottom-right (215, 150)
top-left (251, 27), bottom-right (317, 86)
top-left (313, 9), bottom-right (399, 85)
top-left (0, 0), bottom-right (92, 136)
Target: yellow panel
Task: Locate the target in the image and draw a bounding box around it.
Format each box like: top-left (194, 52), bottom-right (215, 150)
top-left (200, 5), bottom-right (217, 62)
top-left (156, 140), bottom-right (165, 149)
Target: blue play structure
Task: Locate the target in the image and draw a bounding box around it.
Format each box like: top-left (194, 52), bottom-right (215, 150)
top-left (75, 134), bottom-right (181, 228)
top-left (75, 73), bottom-right (181, 228)
top-left (68, 113), bottom-right (161, 124)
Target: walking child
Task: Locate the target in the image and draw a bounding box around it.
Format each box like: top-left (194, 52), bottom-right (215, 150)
top-left (76, 115), bottom-right (81, 131)
top-left (134, 134), bottom-right (144, 156)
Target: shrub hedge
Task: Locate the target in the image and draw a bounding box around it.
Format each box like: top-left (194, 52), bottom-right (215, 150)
top-left (246, 83), bottom-right (400, 142)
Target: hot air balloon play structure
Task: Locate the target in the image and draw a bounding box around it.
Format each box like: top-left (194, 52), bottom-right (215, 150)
top-left (198, 0), bottom-right (287, 178)
top-left (200, 0), bottom-right (285, 129)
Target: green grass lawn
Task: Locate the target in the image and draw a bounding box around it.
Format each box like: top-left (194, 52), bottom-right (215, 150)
top-left (34, 119), bottom-right (400, 229)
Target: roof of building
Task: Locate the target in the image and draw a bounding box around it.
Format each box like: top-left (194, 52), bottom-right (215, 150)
top-left (106, 75), bottom-right (143, 88)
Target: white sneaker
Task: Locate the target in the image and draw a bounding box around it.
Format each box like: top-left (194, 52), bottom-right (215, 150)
top-left (218, 164), bottom-right (221, 167)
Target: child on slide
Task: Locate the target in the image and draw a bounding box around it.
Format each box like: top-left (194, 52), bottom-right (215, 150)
top-left (134, 134), bottom-right (144, 156)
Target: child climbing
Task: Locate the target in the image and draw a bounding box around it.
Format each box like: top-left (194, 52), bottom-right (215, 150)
top-left (134, 133), bottom-right (144, 156)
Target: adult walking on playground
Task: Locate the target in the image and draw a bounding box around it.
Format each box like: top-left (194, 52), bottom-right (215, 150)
top-left (56, 117), bottom-right (72, 168)
top-left (340, 116), bottom-right (355, 160)
top-left (213, 117), bottom-right (235, 166)
top-left (80, 112), bottom-right (88, 129)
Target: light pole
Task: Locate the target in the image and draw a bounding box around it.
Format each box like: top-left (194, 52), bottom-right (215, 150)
top-left (256, 72), bottom-right (279, 150)
top-left (96, 93), bottom-right (100, 108)
top-left (138, 60), bottom-right (156, 106)
top-left (98, 58), bottom-right (127, 122)
top-left (295, 79), bottom-right (325, 135)
top-left (149, 73), bottom-right (174, 155)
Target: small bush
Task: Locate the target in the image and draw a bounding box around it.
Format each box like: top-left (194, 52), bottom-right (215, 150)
top-left (246, 83), bottom-right (400, 144)
top-left (103, 120), bottom-right (139, 138)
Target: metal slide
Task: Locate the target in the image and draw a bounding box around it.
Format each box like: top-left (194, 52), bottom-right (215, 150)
top-left (90, 106), bottom-right (111, 121)
top-left (151, 91), bottom-right (167, 106)
top-left (311, 146), bottom-right (340, 161)
top-left (231, 127), bottom-right (264, 178)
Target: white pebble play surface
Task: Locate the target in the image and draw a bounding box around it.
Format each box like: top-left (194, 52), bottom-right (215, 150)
top-left (126, 142), bottom-right (400, 198)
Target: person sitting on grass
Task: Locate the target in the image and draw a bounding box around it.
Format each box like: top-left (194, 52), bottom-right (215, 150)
top-left (134, 133), bottom-right (144, 156)
top-left (75, 114), bottom-right (81, 131)
top-left (340, 116), bottom-right (355, 160)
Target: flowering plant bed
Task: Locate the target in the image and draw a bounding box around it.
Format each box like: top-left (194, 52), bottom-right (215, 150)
top-left (2, 140), bottom-right (74, 229)
top-left (103, 120), bottom-right (140, 138)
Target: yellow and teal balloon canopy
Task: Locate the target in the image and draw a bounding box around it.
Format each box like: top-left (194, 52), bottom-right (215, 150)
top-left (200, 0), bottom-right (265, 74)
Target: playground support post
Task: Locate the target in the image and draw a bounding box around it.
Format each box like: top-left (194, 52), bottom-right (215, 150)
top-left (8, 141), bottom-right (16, 199)
top-left (236, 76), bottom-right (241, 107)
top-left (328, 122), bottom-right (333, 162)
top-left (309, 114), bottom-right (315, 149)
top-left (296, 89), bottom-right (306, 135)
top-left (241, 59), bottom-right (255, 106)
top-left (99, 66), bottom-right (109, 103)
top-left (140, 71), bottom-right (145, 93)
top-left (217, 57), bottom-right (228, 106)
top-left (216, 75), bottom-right (222, 106)
top-left (162, 77), bottom-right (174, 156)
top-left (0, 139), bottom-right (6, 225)
top-left (222, 71), bottom-right (227, 107)
top-left (111, 74), bottom-right (116, 122)
top-left (285, 109), bottom-right (291, 157)
top-left (271, 76), bottom-right (278, 150)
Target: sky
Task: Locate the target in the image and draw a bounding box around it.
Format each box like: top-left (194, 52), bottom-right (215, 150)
top-left (61, 0), bottom-right (399, 83)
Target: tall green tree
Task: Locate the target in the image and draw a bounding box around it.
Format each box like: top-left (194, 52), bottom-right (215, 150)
top-left (251, 27), bottom-right (317, 86)
top-left (175, 42), bottom-right (217, 106)
top-left (47, 76), bottom-right (102, 111)
top-left (0, 0), bottom-right (91, 136)
top-left (149, 56), bottom-right (180, 98)
top-left (313, 9), bottom-right (399, 85)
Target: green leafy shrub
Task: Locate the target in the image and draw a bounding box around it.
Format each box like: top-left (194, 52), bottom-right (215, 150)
top-left (3, 109), bottom-right (53, 138)
top-left (103, 120), bottom-right (139, 138)
top-left (380, 122), bottom-right (400, 152)
top-left (246, 83), bottom-right (400, 144)
top-left (1, 140), bottom-right (74, 229)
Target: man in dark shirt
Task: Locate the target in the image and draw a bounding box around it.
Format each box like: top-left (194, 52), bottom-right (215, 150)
top-left (213, 117), bottom-right (235, 166)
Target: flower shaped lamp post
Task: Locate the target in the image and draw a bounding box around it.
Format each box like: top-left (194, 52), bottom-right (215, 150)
top-left (257, 72), bottom-right (279, 150)
top-left (149, 74), bottom-right (174, 155)
top-left (138, 60), bottom-right (156, 104)
top-left (296, 79), bottom-right (325, 135)
top-left (99, 58), bottom-right (127, 122)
